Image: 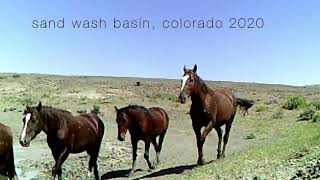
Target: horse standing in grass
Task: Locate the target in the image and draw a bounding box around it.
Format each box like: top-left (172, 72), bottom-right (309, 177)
top-left (19, 102), bottom-right (105, 180)
top-left (0, 123), bottom-right (17, 180)
top-left (114, 105), bottom-right (169, 176)
top-left (178, 65), bottom-right (254, 165)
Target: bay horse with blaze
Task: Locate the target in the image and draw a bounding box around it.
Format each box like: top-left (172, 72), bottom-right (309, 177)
top-left (19, 102), bottom-right (105, 180)
top-left (0, 123), bottom-right (17, 180)
top-left (114, 105), bottom-right (169, 176)
top-left (178, 65), bottom-right (254, 165)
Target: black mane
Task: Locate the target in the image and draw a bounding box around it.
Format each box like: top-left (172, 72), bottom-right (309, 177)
top-left (119, 104), bottom-right (148, 112)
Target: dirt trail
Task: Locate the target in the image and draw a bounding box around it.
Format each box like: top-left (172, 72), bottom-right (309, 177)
top-left (3, 111), bottom-right (255, 180)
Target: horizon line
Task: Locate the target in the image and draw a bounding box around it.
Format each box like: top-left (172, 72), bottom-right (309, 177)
top-left (0, 71), bottom-right (315, 87)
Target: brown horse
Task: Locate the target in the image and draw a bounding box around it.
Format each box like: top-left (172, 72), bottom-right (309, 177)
top-left (19, 102), bottom-right (105, 180)
top-left (0, 123), bottom-right (17, 180)
top-left (178, 65), bottom-right (254, 165)
top-left (114, 105), bottom-right (169, 176)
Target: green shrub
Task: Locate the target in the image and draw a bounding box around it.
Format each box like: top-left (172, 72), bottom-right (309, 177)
top-left (298, 106), bottom-right (316, 121)
top-left (91, 105), bottom-right (100, 114)
top-left (283, 96), bottom-right (306, 110)
top-left (245, 133), bottom-right (256, 140)
top-left (12, 74), bottom-right (21, 78)
top-left (312, 112), bottom-right (320, 123)
top-left (255, 106), bottom-right (269, 113)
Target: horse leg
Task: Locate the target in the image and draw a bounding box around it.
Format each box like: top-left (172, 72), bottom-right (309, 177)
top-left (193, 125), bottom-right (205, 165)
top-left (215, 127), bottom-right (223, 159)
top-left (151, 137), bottom-right (158, 167)
top-left (87, 146), bottom-right (101, 180)
top-left (51, 149), bottom-right (59, 180)
top-left (7, 146), bottom-right (17, 180)
top-left (200, 120), bottom-right (214, 142)
top-left (154, 130), bottom-right (167, 166)
top-left (144, 138), bottom-right (155, 170)
top-left (52, 147), bottom-right (69, 180)
top-left (221, 122), bottom-right (232, 158)
top-left (128, 138), bottom-right (138, 176)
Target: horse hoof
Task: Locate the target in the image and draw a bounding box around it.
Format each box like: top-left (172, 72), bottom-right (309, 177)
top-left (197, 159), bottom-right (205, 166)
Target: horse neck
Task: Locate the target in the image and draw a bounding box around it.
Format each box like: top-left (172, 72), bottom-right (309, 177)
top-left (39, 109), bottom-right (66, 135)
top-left (191, 76), bottom-right (210, 105)
top-left (125, 109), bottom-right (144, 130)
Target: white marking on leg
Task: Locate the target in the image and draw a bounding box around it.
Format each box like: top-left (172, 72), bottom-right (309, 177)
top-left (21, 113), bottom-right (31, 140)
top-left (180, 75), bottom-right (190, 92)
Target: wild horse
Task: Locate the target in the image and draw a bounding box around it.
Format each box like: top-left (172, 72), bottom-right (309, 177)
top-left (0, 123), bottom-right (17, 180)
top-left (114, 105), bottom-right (169, 176)
top-left (178, 65), bottom-right (254, 165)
top-left (19, 102), bottom-right (105, 180)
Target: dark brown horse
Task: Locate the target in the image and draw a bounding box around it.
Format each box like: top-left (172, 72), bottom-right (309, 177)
top-left (0, 123), bottom-right (17, 180)
top-left (19, 102), bottom-right (105, 180)
top-left (114, 105), bottom-right (169, 176)
top-left (178, 65), bottom-right (254, 165)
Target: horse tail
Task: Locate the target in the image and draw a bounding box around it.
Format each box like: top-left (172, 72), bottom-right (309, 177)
top-left (236, 97), bottom-right (254, 116)
top-left (8, 146), bottom-right (17, 180)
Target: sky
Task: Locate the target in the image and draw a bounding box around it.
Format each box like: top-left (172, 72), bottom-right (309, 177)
top-left (0, 0), bottom-right (319, 86)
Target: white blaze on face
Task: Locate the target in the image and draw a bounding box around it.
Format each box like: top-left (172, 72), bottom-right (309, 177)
top-left (21, 113), bottom-right (31, 140)
top-left (180, 75), bottom-right (190, 92)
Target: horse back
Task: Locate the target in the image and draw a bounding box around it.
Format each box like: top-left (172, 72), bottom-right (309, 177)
top-left (191, 88), bottom-right (237, 127)
top-left (60, 113), bottom-right (104, 153)
top-left (148, 107), bottom-right (169, 134)
top-left (0, 123), bottom-right (14, 176)
top-left (211, 89), bottom-right (237, 122)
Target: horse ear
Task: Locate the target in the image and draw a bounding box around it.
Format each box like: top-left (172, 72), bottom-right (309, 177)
top-left (26, 105), bottom-right (30, 111)
top-left (37, 102), bottom-right (42, 112)
top-left (193, 64), bottom-right (197, 73)
top-left (114, 106), bottom-right (119, 112)
top-left (183, 65), bottom-right (187, 73)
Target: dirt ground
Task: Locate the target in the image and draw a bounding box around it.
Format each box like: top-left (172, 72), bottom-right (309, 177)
top-left (2, 110), bottom-right (256, 180)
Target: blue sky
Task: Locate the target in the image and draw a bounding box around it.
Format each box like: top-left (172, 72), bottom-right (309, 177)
top-left (0, 0), bottom-right (319, 85)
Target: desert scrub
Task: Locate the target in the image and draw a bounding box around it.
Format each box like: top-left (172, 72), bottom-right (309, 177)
top-left (312, 112), bottom-right (320, 123)
top-left (78, 96), bottom-right (88, 104)
top-left (310, 101), bottom-right (320, 110)
top-left (146, 92), bottom-right (177, 102)
top-left (12, 74), bottom-right (21, 78)
top-left (91, 105), bottom-right (101, 114)
top-left (298, 106), bottom-right (316, 121)
top-left (272, 109), bottom-right (284, 119)
top-left (283, 96), bottom-right (307, 110)
top-left (255, 106), bottom-right (269, 113)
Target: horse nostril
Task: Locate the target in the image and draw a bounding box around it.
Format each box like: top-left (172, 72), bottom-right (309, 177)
top-left (20, 138), bottom-right (27, 146)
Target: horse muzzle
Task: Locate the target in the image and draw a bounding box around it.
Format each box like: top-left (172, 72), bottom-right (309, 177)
top-left (19, 138), bottom-right (30, 147)
top-left (118, 133), bottom-right (126, 141)
top-left (178, 92), bottom-right (186, 104)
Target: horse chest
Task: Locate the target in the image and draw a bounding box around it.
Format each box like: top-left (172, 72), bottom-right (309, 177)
top-left (190, 107), bottom-right (212, 126)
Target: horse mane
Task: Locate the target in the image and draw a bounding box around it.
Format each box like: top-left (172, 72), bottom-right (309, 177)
top-left (40, 106), bottom-right (73, 130)
top-left (194, 73), bottom-right (210, 95)
top-left (120, 104), bottom-right (148, 112)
